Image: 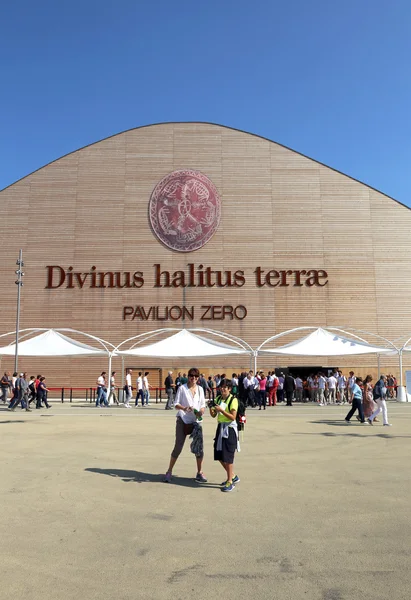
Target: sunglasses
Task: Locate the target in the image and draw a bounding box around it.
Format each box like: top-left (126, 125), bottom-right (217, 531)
top-left (188, 374), bottom-right (199, 378)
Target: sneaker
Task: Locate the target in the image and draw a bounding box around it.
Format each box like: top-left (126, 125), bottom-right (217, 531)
top-left (344, 420), bottom-right (351, 424)
top-left (195, 472), bottom-right (208, 483)
top-left (361, 421), bottom-right (370, 425)
top-left (367, 418), bottom-right (373, 426)
top-left (356, 415), bottom-right (361, 421)
top-left (221, 481), bottom-right (235, 492)
top-left (163, 472), bottom-right (172, 483)
top-left (383, 423), bottom-right (392, 427)
top-left (221, 475), bottom-right (240, 486)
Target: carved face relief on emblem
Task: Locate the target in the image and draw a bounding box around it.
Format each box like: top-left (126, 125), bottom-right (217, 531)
top-left (149, 170), bottom-right (221, 252)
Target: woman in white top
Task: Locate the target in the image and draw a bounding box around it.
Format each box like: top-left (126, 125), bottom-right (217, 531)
top-left (164, 367), bottom-right (206, 483)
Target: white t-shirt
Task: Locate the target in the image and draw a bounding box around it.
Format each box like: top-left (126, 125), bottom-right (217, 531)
top-left (97, 375), bottom-right (105, 387)
top-left (137, 376), bottom-right (143, 391)
top-left (175, 384), bottom-right (205, 424)
top-left (143, 376), bottom-right (149, 390)
top-left (337, 375), bottom-right (346, 388)
top-left (348, 376), bottom-right (356, 389)
top-left (243, 377), bottom-right (253, 389)
top-left (126, 373), bottom-right (132, 388)
top-left (318, 376), bottom-right (326, 390)
top-left (327, 376), bottom-right (337, 390)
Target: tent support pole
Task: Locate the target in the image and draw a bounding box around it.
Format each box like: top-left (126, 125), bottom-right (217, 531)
top-left (108, 353), bottom-right (112, 404)
top-left (121, 356), bottom-right (125, 403)
top-left (254, 351), bottom-right (257, 374)
top-left (377, 354), bottom-right (380, 379)
top-left (399, 350), bottom-right (403, 387)
top-left (397, 350), bottom-right (407, 402)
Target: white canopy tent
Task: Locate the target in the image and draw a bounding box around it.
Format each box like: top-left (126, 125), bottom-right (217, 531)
top-left (258, 327), bottom-right (394, 357)
top-left (0, 329), bottom-right (110, 357)
top-left (0, 329), bottom-right (115, 392)
top-left (257, 326), bottom-right (410, 401)
top-left (115, 328), bottom-right (253, 358)
top-left (115, 328), bottom-right (254, 399)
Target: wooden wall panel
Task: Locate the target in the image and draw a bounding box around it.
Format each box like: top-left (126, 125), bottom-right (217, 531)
top-left (1, 123), bottom-right (411, 388)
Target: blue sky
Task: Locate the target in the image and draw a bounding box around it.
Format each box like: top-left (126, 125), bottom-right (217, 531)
top-left (1, 0), bottom-right (410, 206)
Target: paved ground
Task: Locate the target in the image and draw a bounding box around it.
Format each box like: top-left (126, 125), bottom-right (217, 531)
top-left (1, 401), bottom-right (411, 600)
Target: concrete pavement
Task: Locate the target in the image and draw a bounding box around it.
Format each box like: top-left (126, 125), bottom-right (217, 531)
top-left (1, 402), bottom-right (410, 600)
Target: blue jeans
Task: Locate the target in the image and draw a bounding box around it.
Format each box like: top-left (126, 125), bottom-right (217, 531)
top-left (135, 389), bottom-right (144, 406)
top-left (96, 387), bottom-right (108, 406)
top-left (10, 391), bottom-right (27, 409)
top-left (345, 396), bottom-right (365, 422)
top-left (1, 386), bottom-right (9, 403)
top-left (258, 390), bottom-right (266, 409)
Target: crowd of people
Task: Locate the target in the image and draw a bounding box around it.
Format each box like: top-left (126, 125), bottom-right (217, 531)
top-left (162, 369), bottom-right (394, 425)
top-left (1, 367), bottom-right (396, 428)
top-left (162, 369), bottom-right (397, 409)
top-left (1, 371), bottom-right (51, 410)
top-left (97, 369), bottom-right (152, 408)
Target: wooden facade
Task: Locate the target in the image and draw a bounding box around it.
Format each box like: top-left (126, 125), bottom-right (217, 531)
top-left (0, 122), bottom-right (410, 389)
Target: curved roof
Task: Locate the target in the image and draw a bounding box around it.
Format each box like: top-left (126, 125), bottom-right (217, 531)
top-left (1, 121), bottom-right (408, 211)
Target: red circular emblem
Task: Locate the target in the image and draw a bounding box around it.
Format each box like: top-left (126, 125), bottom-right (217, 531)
top-left (149, 170), bottom-right (221, 252)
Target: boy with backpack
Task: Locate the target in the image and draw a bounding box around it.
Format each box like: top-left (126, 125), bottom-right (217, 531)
top-left (209, 378), bottom-right (241, 492)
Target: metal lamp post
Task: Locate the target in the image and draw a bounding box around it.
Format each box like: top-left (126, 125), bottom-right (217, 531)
top-left (14, 250), bottom-right (24, 373)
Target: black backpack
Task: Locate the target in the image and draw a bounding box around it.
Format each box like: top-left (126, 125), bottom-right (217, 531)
top-left (220, 393), bottom-right (246, 432)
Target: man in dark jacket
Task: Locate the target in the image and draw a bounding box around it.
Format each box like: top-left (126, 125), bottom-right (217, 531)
top-left (1, 371), bottom-right (11, 404)
top-left (198, 374), bottom-right (208, 396)
top-left (9, 373), bottom-right (30, 411)
top-left (164, 371), bottom-right (174, 410)
top-left (284, 373), bottom-right (296, 406)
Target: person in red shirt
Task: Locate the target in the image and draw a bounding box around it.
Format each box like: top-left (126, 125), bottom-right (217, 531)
top-left (267, 371), bottom-right (279, 406)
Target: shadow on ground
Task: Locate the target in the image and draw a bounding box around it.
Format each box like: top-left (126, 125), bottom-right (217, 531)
top-left (85, 467), bottom-right (221, 488)
top-left (295, 422), bottom-right (411, 439)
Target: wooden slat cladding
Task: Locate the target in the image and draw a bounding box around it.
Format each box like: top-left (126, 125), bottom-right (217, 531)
top-left (0, 123), bottom-right (410, 387)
